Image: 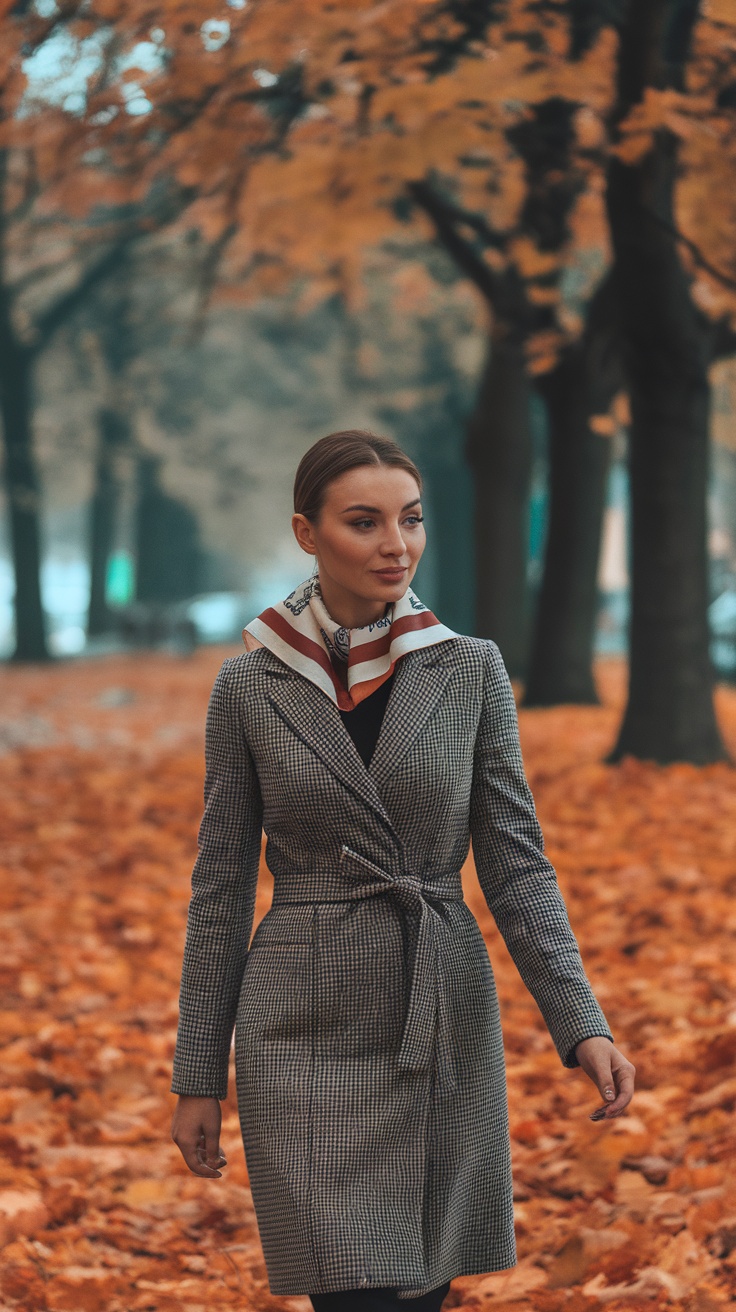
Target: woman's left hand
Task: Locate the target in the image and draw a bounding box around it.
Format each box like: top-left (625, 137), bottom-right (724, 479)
top-left (575, 1037), bottom-right (636, 1120)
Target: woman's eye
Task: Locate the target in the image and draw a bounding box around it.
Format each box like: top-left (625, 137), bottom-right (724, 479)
top-left (350, 516), bottom-right (424, 530)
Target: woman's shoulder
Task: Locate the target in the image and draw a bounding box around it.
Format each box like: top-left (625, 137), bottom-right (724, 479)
top-left (213, 644), bottom-right (276, 690)
top-left (438, 632), bottom-right (505, 671)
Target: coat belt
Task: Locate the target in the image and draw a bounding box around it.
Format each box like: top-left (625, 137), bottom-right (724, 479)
top-left (270, 846), bottom-right (464, 1097)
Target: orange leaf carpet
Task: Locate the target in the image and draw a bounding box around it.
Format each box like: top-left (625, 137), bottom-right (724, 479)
top-left (1, 650), bottom-right (734, 1311)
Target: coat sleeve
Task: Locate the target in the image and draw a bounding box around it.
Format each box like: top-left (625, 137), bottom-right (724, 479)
top-left (469, 639), bottom-right (613, 1068)
top-left (171, 658), bottom-right (264, 1099)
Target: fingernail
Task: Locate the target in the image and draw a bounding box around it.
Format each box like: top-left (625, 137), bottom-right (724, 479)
top-left (604, 1089), bottom-right (615, 1100)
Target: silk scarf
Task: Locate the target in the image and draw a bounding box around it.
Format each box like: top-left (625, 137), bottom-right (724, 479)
top-left (242, 573), bottom-right (457, 711)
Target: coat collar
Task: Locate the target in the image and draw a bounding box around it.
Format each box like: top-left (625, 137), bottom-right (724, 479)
top-left (262, 642), bottom-right (457, 839)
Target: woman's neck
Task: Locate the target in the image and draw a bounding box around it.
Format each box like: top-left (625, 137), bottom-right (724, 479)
top-left (317, 577), bottom-right (390, 629)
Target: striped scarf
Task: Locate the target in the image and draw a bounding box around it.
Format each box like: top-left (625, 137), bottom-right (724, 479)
top-left (243, 573), bottom-right (457, 711)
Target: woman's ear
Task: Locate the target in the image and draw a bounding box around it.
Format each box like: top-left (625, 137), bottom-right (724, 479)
top-left (291, 513), bottom-right (317, 557)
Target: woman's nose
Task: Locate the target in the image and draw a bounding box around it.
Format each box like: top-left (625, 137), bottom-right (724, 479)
top-left (380, 525), bottom-right (409, 556)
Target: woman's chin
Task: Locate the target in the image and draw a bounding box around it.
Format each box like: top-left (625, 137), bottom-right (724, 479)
top-left (370, 573), bottom-right (411, 591)
top-left (370, 583), bottom-right (409, 607)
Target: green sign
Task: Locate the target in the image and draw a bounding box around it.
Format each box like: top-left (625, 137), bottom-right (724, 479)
top-left (105, 551), bottom-right (135, 606)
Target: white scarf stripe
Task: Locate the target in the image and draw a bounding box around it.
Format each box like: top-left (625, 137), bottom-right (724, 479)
top-left (244, 615), bottom-right (337, 700)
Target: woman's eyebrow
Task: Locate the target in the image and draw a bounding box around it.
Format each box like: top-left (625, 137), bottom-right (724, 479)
top-left (340, 499), bottom-right (422, 514)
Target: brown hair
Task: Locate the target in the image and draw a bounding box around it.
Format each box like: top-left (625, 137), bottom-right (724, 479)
top-left (293, 430), bottom-right (423, 523)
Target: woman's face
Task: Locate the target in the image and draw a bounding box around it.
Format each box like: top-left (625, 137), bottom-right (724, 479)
top-left (292, 465), bottom-right (426, 626)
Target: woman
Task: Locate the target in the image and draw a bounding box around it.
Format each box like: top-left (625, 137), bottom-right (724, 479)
top-left (171, 430), bottom-right (635, 1312)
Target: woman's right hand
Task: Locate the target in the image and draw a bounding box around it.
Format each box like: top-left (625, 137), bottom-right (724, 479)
top-left (171, 1095), bottom-right (226, 1178)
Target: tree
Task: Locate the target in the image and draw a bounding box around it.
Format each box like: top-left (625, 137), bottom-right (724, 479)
top-left (8, 0), bottom-right (736, 765)
top-left (406, 167), bottom-right (623, 691)
top-left (232, 6), bottom-right (622, 679)
top-left (135, 454), bottom-right (201, 603)
top-left (602, 0), bottom-right (736, 761)
top-left (87, 406), bottom-right (131, 637)
top-left (0, 0), bottom-right (301, 659)
top-left (81, 267), bottom-right (139, 639)
top-left (0, 151), bottom-right (133, 659)
top-left (5, 0), bottom-right (612, 673)
top-left (526, 273), bottom-right (623, 704)
top-left (0, 5), bottom-right (146, 659)
top-left (222, 0), bottom-right (736, 756)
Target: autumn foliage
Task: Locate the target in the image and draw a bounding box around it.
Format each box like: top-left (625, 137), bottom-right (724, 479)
top-left (5, 1), bottom-right (735, 333)
top-left (0, 650), bottom-right (734, 1310)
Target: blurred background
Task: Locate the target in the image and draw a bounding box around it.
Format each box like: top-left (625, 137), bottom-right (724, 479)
top-left (1, 1), bottom-right (735, 753)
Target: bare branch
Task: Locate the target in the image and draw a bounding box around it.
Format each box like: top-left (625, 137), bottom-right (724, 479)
top-left (407, 179), bottom-right (505, 305)
top-left (11, 255), bottom-right (80, 299)
top-left (643, 207), bottom-right (736, 294)
top-left (185, 169), bottom-right (249, 345)
top-left (31, 239), bottom-right (132, 351)
top-left (409, 179), bottom-right (507, 251)
top-left (28, 174), bottom-right (202, 350)
top-left (408, 176), bottom-right (539, 337)
top-left (6, 149), bottom-right (41, 226)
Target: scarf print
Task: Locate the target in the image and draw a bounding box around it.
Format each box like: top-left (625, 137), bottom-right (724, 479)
top-left (243, 573), bottom-right (458, 711)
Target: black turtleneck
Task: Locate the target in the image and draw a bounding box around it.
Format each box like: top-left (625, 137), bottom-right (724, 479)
top-left (338, 669), bottom-right (396, 769)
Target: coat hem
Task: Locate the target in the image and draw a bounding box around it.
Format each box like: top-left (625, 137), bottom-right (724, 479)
top-left (267, 1256), bottom-right (519, 1298)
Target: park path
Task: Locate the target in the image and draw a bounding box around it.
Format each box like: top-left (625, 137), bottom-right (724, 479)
top-left (0, 649), bottom-right (734, 1311)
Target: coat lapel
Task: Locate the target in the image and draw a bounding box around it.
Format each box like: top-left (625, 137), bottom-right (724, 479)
top-left (368, 650), bottom-right (454, 792)
top-left (264, 645), bottom-right (455, 836)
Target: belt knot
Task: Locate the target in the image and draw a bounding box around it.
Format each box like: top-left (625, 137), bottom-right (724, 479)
top-left (339, 846), bottom-right (461, 1097)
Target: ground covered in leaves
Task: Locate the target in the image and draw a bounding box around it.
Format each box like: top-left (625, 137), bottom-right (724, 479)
top-left (1, 649), bottom-right (734, 1312)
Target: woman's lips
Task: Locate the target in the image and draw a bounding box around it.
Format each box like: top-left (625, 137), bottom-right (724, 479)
top-left (373, 568), bottom-right (407, 579)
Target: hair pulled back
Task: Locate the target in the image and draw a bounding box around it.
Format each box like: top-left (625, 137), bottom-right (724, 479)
top-left (293, 430), bottom-right (422, 524)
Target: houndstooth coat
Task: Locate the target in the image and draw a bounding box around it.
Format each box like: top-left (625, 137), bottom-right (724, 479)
top-left (171, 635), bottom-right (613, 1299)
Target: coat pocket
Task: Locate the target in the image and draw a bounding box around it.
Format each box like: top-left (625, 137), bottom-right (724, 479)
top-left (312, 899), bottom-right (409, 1059)
top-left (248, 905), bottom-right (313, 949)
top-left (236, 942), bottom-right (314, 1125)
top-left (237, 943), bottom-right (313, 1049)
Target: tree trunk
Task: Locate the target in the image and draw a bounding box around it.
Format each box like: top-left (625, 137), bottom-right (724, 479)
top-left (87, 407), bottom-right (130, 637)
top-left (0, 313), bottom-right (49, 662)
top-left (465, 335), bottom-right (532, 675)
top-left (605, 142), bottom-right (727, 763)
top-left (428, 459), bottom-right (475, 636)
top-left (524, 343), bottom-right (613, 705)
